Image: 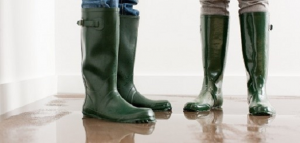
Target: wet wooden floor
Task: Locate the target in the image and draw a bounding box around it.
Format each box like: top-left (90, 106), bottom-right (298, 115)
top-left (0, 95), bottom-right (300, 143)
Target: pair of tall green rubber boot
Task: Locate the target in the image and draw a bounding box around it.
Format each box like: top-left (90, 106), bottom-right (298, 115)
top-left (184, 12), bottom-right (275, 116)
top-left (78, 8), bottom-right (171, 123)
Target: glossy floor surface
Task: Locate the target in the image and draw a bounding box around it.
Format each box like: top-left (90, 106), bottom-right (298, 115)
top-left (1, 95), bottom-right (300, 143)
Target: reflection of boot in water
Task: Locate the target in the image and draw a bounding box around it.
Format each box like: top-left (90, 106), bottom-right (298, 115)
top-left (83, 117), bottom-right (155, 143)
top-left (246, 115), bottom-right (275, 142)
top-left (184, 111), bottom-right (210, 120)
top-left (154, 111), bottom-right (172, 120)
top-left (184, 110), bottom-right (224, 142)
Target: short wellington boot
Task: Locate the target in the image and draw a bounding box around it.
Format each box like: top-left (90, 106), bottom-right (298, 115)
top-left (117, 15), bottom-right (172, 111)
top-left (78, 8), bottom-right (155, 123)
top-left (239, 12), bottom-right (275, 116)
top-left (184, 15), bottom-right (229, 112)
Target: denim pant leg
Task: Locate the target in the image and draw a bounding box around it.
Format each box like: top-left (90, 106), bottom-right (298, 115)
top-left (82, 0), bottom-right (118, 8)
top-left (200, 0), bottom-right (230, 16)
top-left (238, 0), bottom-right (269, 14)
top-left (119, 0), bottom-right (139, 16)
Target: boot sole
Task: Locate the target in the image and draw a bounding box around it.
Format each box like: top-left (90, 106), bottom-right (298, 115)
top-left (83, 109), bottom-right (156, 123)
top-left (183, 106), bottom-right (223, 112)
top-left (183, 101), bottom-right (222, 112)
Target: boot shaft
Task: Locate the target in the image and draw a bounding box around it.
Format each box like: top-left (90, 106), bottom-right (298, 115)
top-left (200, 15), bottom-right (229, 93)
top-left (80, 8), bottom-right (120, 92)
top-left (239, 12), bottom-right (270, 96)
top-left (117, 15), bottom-right (139, 84)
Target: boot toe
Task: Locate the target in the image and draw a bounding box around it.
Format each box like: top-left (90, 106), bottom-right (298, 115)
top-left (183, 102), bottom-right (211, 112)
top-left (249, 105), bottom-right (276, 116)
top-left (130, 108), bottom-right (156, 123)
top-left (151, 100), bottom-right (172, 111)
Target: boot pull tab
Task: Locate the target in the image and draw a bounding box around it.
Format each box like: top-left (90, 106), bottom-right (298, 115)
top-left (269, 24), bottom-right (273, 31)
top-left (77, 19), bottom-right (104, 30)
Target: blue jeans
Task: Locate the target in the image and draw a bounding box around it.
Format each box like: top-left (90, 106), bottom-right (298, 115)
top-left (82, 0), bottom-right (139, 16)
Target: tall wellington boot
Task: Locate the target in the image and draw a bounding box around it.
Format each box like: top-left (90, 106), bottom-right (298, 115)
top-left (239, 12), bottom-right (275, 116)
top-left (78, 8), bottom-right (155, 123)
top-left (184, 15), bottom-right (229, 112)
top-left (117, 15), bottom-right (172, 111)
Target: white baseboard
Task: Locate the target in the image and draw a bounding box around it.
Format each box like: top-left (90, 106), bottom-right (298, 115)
top-left (57, 75), bottom-right (300, 96)
top-left (0, 76), bottom-right (57, 115)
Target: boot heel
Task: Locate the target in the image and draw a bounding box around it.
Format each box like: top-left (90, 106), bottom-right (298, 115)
top-left (213, 94), bottom-right (223, 108)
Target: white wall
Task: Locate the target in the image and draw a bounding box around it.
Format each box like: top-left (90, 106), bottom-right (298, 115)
top-left (0, 0), bottom-right (56, 115)
top-left (55, 0), bottom-right (299, 96)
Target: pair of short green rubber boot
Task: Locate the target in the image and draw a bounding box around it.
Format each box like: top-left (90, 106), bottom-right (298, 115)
top-left (184, 12), bottom-right (276, 116)
top-left (78, 8), bottom-right (171, 123)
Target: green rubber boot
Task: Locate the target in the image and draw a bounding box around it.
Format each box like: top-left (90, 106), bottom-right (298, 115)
top-left (239, 12), bottom-right (276, 116)
top-left (184, 15), bottom-right (229, 112)
top-left (117, 15), bottom-right (172, 111)
top-left (78, 8), bottom-right (155, 123)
